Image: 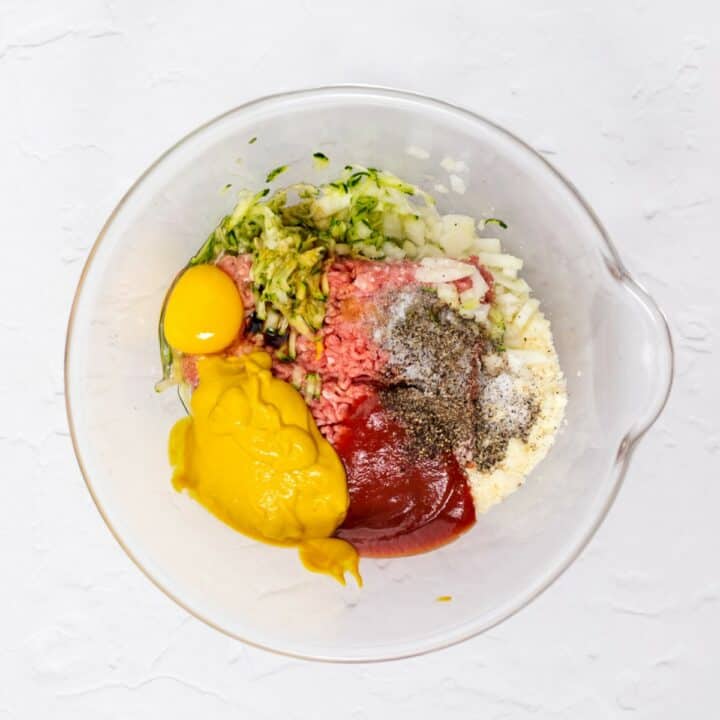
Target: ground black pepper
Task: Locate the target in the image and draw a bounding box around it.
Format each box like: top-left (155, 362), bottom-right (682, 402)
top-left (374, 288), bottom-right (538, 470)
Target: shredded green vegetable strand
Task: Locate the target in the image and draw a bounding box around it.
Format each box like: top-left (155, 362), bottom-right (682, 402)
top-left (312, 152), bottom-right (330, 169)
top-left (266, 165), bottom-right (288, 183)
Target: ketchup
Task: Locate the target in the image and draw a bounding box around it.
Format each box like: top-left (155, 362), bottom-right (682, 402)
top-left (334, 394), bottom-right (476, 557)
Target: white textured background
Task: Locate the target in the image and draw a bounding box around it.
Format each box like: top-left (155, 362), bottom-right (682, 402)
top-left (1, 0), bottom-right (718, 717)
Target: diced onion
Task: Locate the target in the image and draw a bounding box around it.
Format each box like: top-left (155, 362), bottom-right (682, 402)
top-left (415, 257), bottom-right (475, 283)
top-left (354, 220), bottom-right (372, 239)
top-left (449, 174), bottom-right (466, 194)
top-left (511, 298), bottom-right (540, 333)
top-left (475, 251), bottom-right (523, 271)
top-left (401, 240), bottom-right (418, 258)
top-left (459, 288), bottom-right (480, 309)
top-left (436, 283), bottom-right (459, 305)
top-left (473, 304), bottom-right (490, 323)
top-left (470, 269), bottom-right (489, 297)
top-left (316, 192), bottom-right (351, 215)
top-left (416, 244), bottom-right (444, 258)
top-left (495, 291), bottom-right (522, 319)
top-left (382, 212), bottom-right (403, 239)
top-left (493, 272), bottom-right (530, 295)
top-left (438, 214), bottom-right (476, 256)
top-left (506, 349), bottom-right (552, 369)
top-left (459, 304), bottom-right (490, 323)
top-left (356, 243), bottom-right (383, 259)
top-left (383, 242), bottom-right (406, 260)
top-left (403, 217), bottom-right (426, 246)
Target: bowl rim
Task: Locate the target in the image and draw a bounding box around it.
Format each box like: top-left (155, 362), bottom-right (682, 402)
top-left (64, 84), bottom-right (674, 663)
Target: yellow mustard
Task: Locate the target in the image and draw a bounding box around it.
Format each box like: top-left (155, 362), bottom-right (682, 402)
top-left (169, 352), bottom-right (361, 585)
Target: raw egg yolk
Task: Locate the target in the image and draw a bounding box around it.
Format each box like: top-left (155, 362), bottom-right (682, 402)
top-left (169, 352), bottom-right (361, 586)
top-left (163, 264), bottom-right (243, 354)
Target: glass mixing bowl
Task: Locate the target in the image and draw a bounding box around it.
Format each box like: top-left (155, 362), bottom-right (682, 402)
top-left (65, 86), bottom-right (673, 661)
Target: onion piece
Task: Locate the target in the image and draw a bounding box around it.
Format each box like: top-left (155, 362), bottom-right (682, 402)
top-left (511, 298), bottom-right (540, 334)
top-left (475, 251), bottom-right (523, 271)
top-left (415, 257), bottom-right (475, 283)
top-left (436, 283), bottom-right (459, 305)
